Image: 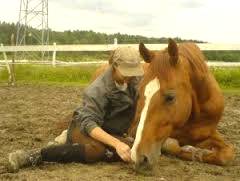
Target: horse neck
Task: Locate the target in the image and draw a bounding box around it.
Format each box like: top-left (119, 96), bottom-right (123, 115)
top-left (178, 43), bottom-right (211, 103)
top-left (187, 61), bottom-right (211, 103)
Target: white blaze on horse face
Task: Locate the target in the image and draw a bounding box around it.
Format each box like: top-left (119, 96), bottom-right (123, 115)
top-left (131, 77), bottom-right (160, 162)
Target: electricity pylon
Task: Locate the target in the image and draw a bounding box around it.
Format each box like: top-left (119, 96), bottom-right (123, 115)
top-left (16, 0), bottom-right (49, 60)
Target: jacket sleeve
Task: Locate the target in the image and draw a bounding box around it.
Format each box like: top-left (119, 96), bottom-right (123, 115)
top-left (73, 87), bottom-right (108, 135)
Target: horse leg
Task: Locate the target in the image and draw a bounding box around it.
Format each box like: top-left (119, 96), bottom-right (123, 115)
top-left (192, 131), bottom-right (235, 165)
top-left (162, 131), bottom-right (235, 166)
top-left (162, 138), bottom-right (182, 155)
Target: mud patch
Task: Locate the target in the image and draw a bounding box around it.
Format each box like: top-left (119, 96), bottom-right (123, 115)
top-left (0, 85), bottom-right (239, 181)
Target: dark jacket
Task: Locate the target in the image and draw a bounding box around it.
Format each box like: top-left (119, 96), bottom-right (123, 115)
top-left (73, 66), bottom-right (141, 136)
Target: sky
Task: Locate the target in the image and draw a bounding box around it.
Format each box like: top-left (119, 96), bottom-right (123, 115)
top-left (0, 0), bottom-right (240, 43)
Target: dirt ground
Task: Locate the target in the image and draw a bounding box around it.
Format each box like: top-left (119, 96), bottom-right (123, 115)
top-left (0, 84), bottom-right (239, 181)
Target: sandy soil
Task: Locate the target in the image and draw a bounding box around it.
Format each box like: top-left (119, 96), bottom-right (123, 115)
top-left (0, 84), bottom-right (239, 181)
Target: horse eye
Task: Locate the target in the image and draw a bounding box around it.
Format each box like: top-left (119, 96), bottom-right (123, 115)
top-left (164, 92), bottom-right (176, 104)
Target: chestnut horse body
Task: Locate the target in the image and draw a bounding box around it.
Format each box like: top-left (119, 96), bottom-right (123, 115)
top-left (57, 41), bottom-right (234, 170)
top-left (129, 40), bottom-right (234, 169)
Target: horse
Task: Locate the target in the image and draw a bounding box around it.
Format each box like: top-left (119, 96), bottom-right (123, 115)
top-left (55, 40), bottom-right (235, 171)
top-left (128, 39), bottom-right (235, 170)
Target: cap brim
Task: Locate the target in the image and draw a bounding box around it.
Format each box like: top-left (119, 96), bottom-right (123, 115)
top-left (117, 64), bottom-right (144, 77)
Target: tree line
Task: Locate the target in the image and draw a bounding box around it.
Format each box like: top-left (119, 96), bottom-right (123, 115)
top-left (1, 21), bottom-right (240, 62)
top-left (0, 21), bottom-right (205, 45)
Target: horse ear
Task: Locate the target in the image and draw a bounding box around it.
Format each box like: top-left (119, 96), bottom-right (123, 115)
top-left (139, 43), bottom-right (152, 63)
top-left (168, 38), bottom-right (179, 65)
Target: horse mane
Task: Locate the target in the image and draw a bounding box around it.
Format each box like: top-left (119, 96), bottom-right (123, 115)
top-left (178, 42), bottom-right (208, 80)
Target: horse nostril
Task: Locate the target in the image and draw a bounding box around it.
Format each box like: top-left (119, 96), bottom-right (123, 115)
top-left (143, 155), bottom-right (148, 163)
top-left (135, 155), bottom-right (153, 173)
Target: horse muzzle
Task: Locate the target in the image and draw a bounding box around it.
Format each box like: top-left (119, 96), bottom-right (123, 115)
top-left (132, 144), bottom-right (161, 173)
top-left (134, 154), bottom-right (154, 172)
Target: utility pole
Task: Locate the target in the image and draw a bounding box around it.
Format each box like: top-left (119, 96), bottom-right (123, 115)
top-left (16, 0), bottom-right (49, 60)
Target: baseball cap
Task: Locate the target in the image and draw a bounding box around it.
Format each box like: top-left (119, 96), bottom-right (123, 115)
top-left (112, 46), bottom-right (144, 77)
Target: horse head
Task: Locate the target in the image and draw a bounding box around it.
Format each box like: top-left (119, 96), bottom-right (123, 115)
top-left (130, 39), bottom-right (196, 171)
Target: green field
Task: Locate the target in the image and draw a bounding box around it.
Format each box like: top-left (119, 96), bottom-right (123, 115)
top-left (1, 51), bottom-right (240, 62)
top-left (211, 67), bottom-right (240, 89)
top-left (0, 65), bottom-right (240, 91)
top-left (0, 64), bottom-right (98, 86)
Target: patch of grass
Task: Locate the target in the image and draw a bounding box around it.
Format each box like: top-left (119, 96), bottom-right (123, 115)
top-left (222, 88), bottom-right (240, 95)
top-left (2, 51), bottom-right (240, 62)
top-left (0, 64), bottom-right (98, 85)
top-left (1, 65), bottom-right (240, 91)
top-left (210, 67), bottom-right (240, 89)
top-left (0, 51), bottom-right (110, 62)
top-left (56, 51), bottom-right (109, 62)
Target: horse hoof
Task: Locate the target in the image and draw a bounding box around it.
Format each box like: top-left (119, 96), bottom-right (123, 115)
top-left (181, 145), bottom-right (197, 153)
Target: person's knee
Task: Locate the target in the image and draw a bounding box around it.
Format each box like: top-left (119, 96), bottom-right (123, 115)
top-left (84, 143), bottom-right (106, 163)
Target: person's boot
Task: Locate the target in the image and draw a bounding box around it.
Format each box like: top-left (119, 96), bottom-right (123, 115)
top-left (8, 149), bottom-right (42, 172)
top-left (41, 143), bottom-right (86, 163)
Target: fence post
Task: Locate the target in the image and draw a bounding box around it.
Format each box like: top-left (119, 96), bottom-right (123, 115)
top-left (114, 38), bottom-right (118, 48)
top-left (10, 33), bottom-right (16, 85)
top-left (52, 42), bottom-right (57, 67)
top-left (1, 43), bottom-right (14, 85)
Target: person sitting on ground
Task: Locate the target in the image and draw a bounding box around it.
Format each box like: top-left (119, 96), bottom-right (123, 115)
top-left (8, 46), bottom-right (144, 172)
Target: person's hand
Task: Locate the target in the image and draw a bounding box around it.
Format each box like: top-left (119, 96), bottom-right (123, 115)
top-left (115, 141), bottom-right (132, 162)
